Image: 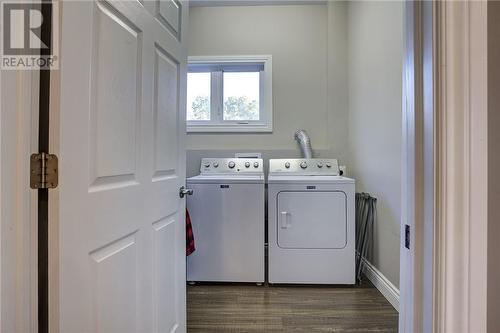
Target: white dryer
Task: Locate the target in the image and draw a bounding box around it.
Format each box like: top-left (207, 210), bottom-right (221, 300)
top-left (187, 158), bottom-right (265, 283)
top-left (268, 159), bottom-right (355, 284)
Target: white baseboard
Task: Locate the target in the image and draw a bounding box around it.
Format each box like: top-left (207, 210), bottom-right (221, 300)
top-left (362, 258), bottom-right (400, 312)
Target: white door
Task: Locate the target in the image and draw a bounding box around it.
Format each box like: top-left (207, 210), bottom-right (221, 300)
top-left (56, 1), bottom-right (188, 332)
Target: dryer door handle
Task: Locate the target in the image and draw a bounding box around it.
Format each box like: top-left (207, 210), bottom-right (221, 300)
top-left (280, 211), bottom-right (290, 229)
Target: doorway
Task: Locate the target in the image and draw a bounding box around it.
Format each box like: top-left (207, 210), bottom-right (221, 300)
top-left (1, 0), bottom-right (444, 332)
top-left (184, 1), bottom-right (421, 332)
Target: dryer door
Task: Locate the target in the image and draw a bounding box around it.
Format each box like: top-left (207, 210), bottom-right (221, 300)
top-left (277, 191), bottom-right (347, 249)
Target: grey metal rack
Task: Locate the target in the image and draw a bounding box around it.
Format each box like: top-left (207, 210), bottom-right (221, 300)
top-left (355, 192), bottom-right (377, 283)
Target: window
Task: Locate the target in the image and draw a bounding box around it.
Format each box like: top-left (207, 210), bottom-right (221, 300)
top-left (186, 55), bottom-right (273, 132)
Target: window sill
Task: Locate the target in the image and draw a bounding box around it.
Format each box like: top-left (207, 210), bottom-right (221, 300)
top-left (186, 124), bottom-right (273, 133)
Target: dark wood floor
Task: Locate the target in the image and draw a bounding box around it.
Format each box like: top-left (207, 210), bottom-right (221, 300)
top-left (187, 280), bottom-right (398, 333)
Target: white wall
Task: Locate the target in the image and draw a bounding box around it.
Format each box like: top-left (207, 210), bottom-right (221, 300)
top-left (186, 4), bottom-right (350, 176)
top-left (347, 1), bottom-right (403, 287)
top-left (327, 1), bottom-right (349, 168)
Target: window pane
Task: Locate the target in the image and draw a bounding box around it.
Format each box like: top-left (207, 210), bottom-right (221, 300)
top-left (223, 72), bottom-right (260, 121)
top-left (187, 72), bottom-right (211, 121)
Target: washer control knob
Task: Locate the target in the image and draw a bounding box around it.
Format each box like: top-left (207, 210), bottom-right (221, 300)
top-left (285, 162), bottom-right (291, 169)
top-left (204, 161), bottom-right (211, 168)
top-left (253, 161), bottom-right (259, 168)
top-left (245, 162), bottom-right (251, 168)
top-left (228, 161), bottom-right (236, 169)
top-left (326, 162), bottom-right (332, 168)
top-left (317, 162), bottom-right (324, 168)
top-left (213, 162), bottom-right (219, 168)
top-left (300, 161), bottom-right (308, 169)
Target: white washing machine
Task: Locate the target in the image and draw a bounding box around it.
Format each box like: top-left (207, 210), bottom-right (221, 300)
top-left (187, 158), bottom-right (265, 283)
top-left (268, 158), bottom-right (355, 284)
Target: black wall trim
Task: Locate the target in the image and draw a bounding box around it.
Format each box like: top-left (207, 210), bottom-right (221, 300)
top-left (38, 1), bottom-right (52, 332)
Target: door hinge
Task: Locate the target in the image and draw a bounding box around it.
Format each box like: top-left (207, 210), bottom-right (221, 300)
top-left (30, 152), bottom-right (58, 189)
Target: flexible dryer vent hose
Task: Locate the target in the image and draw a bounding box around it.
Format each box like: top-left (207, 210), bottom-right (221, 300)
top-left (294, 130), bottom-right (313, 158)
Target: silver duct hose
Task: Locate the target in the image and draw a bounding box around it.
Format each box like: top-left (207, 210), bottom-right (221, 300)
top-left (294, 130), bottom-right (313, 158)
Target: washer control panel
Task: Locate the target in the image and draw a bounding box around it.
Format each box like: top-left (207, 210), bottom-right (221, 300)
top-left (269, 159), bottom-right (340, 176)
top-left (200, 158), bottom-right (264, 174)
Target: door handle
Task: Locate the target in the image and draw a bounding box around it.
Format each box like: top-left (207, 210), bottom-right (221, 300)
top-left (179, 186), bottom-right (193, 198)
top-left (280, 211), bottom-right (289, 229)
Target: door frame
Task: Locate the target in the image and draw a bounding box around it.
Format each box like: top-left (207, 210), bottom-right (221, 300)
top-left (0, 69), bottom-right (40, 332)
top-left (399, 1), bottom-right (434, 331)
top-left (399, 0), bottom-right (489, 332)
top-left (433, 1), bottom-right (488, 332)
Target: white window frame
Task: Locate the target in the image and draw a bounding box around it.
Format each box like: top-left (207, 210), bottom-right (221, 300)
top-left (186, 55), bottom-right (273, 133)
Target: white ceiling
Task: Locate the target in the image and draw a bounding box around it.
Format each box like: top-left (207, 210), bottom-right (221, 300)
top-left (189, 0), bottom-right (327, 7)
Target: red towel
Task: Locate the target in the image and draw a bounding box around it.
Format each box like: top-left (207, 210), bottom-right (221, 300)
top-left (186, 210), bottom-right (195, 256)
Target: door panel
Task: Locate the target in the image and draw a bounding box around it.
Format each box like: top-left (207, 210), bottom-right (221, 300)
top-left (90, 1), bottom-right (141, 184)
top-left (153, 45), bottom-right (178, 180)
top-left (152, 217), bottom-right (178, 332)
top-left (90, 233), bottom-right (138, 333)
top-left (58, 1), bottom-right (187, 332)
top-left (277, 191), bottom-right (347, 249)
top-left (156, 0), bottom-right (182, 38)
top-left (89, 1), bottom-right (142, 191)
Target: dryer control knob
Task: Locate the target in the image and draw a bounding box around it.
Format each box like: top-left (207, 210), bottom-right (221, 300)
top-left (213, 162), bottom-right (219, 168)
top-left (285, 162), bottom-right (291, 169)
top-left (326, 162), bottom-right (332, 168)
top-left (204, 162), bottom-right (211, 168)
top-left (253, 162), bottom-right (259, 168)
top-left (245, 162), bottom-right (251, 168)
top-left (317, 162), bottom-right (324, 168)
top-left (228, 161), bottom-right (236, 169)
top-left (300, 161), bottom-right (308, 169)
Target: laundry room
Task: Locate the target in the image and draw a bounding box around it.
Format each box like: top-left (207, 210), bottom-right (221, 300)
top-left (184, 1), bottom-right (403, 331)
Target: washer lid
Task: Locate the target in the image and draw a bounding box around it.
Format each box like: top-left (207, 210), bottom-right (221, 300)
top-left (187, 174), bottom-right (265, 184)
